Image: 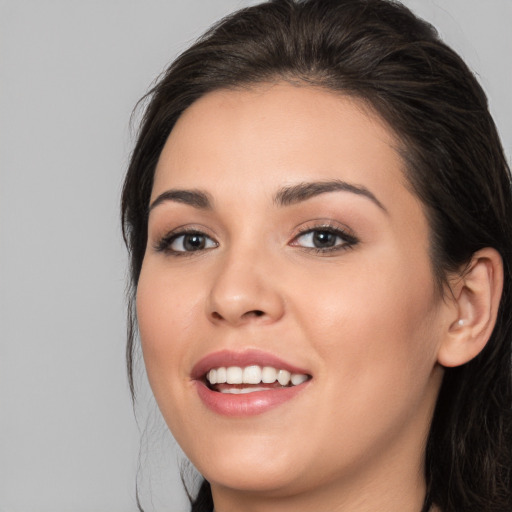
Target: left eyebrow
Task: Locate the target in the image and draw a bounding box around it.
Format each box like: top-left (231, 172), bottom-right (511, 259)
top-left (273, 179), bottom-right (387, 213)
top-left (149, 189), bottom-right (213, 211)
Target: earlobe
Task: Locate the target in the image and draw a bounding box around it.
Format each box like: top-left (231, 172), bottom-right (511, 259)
top-left (437, 248), bottom-right (503, 368)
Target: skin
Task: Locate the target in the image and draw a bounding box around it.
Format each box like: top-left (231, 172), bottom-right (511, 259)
top-left (136, 83), bottom-right (453, 512)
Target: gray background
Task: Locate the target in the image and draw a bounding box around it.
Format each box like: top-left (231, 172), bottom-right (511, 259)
top-left (0, 1), bottom-right (510, 511)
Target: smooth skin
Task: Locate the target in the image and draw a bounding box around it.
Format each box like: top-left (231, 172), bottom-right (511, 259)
top-left (136, 83), bottom-right (502, 512)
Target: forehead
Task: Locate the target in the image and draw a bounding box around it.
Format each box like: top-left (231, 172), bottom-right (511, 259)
top-left (152, 83), bottom-right (410, 210)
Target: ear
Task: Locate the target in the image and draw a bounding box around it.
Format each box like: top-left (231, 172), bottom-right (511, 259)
top-left (437, 248), bottom-right (504, 368)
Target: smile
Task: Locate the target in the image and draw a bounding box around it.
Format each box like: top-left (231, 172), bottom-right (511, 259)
top-left (193, 350), bottom-right (312, 416)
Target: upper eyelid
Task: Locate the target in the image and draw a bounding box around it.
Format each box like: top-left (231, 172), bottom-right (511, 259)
top-left (152, 223), bottom-right (218, 241)
top-left (168, 229), bottom-right (216, 241)
top-left (295, 224), bottom-right (346, 234)
top-left (293, 228), bottom-right (356, 241)
top-left (290, 220), bottom-right (356, 239)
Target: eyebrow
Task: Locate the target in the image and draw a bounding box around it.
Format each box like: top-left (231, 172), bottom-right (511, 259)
top-left (149, 179), bottom-right (386, 213)
top-left (149, 189), bottom-right (213, 211)
top-left (273, 179), bottom-right (387, 212)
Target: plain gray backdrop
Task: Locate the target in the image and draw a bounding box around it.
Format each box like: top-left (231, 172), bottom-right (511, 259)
top-left (0, 1), bottom-right (510, 511)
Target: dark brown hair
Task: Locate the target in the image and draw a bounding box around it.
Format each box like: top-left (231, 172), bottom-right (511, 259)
top-left (122, 1), bottom-right (512, 510)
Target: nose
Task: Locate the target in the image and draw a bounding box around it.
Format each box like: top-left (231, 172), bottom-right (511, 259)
top-left (206, 251), bottom-right (285, 326)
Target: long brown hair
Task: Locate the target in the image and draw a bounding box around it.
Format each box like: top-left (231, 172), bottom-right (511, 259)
top-left (122, 1), bottom-right (512, 510)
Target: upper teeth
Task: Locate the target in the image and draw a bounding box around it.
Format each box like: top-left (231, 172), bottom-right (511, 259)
top-left (206, 365), bottom-right (308, 386)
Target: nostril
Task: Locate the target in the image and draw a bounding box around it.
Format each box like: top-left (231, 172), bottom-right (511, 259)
top-left (210, 310), bottom-right (264, 321)
top-left (245, 310), bottom-right (265, 318)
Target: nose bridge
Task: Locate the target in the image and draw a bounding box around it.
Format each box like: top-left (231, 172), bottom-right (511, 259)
top-left (207, 239), bottom-right (284, 325)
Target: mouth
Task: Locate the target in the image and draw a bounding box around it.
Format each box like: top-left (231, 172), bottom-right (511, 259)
top-left (192, 350), bottom-right (312, 416)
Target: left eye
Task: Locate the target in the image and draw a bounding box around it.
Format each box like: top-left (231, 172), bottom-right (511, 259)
top-left (168, 232), bottom-right (217, 252)
top-left (293, 229), bottom-right (355, 250)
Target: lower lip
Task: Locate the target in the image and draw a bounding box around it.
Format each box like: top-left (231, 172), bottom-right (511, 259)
top-left (195, 381), bottom-right (309, 417)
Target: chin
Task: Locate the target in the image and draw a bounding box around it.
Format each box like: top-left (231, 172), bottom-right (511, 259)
top-left (191, 441), bottom-right (307, 494)
top-left (205, 466), bottom-right (301, 495)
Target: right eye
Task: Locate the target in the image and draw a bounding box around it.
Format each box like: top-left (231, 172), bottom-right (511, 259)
top-left (156, 231), bottom-right (218, 254)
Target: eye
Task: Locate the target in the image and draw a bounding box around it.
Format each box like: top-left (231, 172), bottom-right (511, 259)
top-left (156, 230), bottom-right (217, 254)
top-left (291, 226), bottom-right (358, 252)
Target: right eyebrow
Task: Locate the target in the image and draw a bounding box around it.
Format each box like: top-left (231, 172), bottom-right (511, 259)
top-left (149, 189), bottom-right (213, 212)
top-left (273, 179), bottom-right (387, 213)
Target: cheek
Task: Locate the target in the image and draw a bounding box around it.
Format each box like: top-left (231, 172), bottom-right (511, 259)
top-left (283, 257), bottom-right (443, 469)
top-left (294, 253), bottom-right (441, 396)
top-left (138, 260), bottom-right (203, 340)
top-left (136, 262), bottom-right (203, 400)
top-left (135, 261), bottom-right (219, 445)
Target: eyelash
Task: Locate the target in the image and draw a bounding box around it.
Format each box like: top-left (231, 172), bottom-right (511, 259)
top-left (154, 228), bottom-right (218, 256)
top-left (154, 224), bottom-right (358, 256)
top-left (290, 224), bottom-right (359, 254)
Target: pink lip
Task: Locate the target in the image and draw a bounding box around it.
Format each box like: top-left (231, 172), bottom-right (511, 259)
top-left (195, 381), bottom-right (308, 416)
top-left (191, 349), bottom-right (311, 417)
top-left (191, 349), bottom-right (310, 380)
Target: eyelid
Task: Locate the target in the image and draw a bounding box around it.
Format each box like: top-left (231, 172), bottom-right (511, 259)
top-left (153, 225), bottom-right (219, 255)
top-left (151, 220), bottom-right (358, 256)
top-left (289, 221), bottom-right (359, 252)
top-left (290, 219), bottom-right (356, 240)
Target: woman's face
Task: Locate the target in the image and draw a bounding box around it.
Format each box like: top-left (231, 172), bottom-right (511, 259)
top-left (137, 83), bottom-right (447, 503)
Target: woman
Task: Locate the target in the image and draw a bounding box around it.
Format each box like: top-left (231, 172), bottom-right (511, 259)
top-left (122, 0), bottom-right (512, 511)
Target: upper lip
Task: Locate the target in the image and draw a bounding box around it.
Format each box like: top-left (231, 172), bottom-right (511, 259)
top-left (191, 349), bottom-right (311, 380)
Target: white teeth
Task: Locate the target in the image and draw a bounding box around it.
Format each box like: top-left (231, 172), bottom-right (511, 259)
top-left (261, 366), bottom-right (277, 383)
top-left (243, 365), bottom-right (262, 384)
top-left (291, 373), bottom-right (308, 385)
top-left (206, 365), bottom-right (309, 387)
top-left (226, 366), bottom-right (243, 384)
top-left (277, 369), bottom-right (291, 386)
top-left (216, 367), bottom-right (227, 384)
